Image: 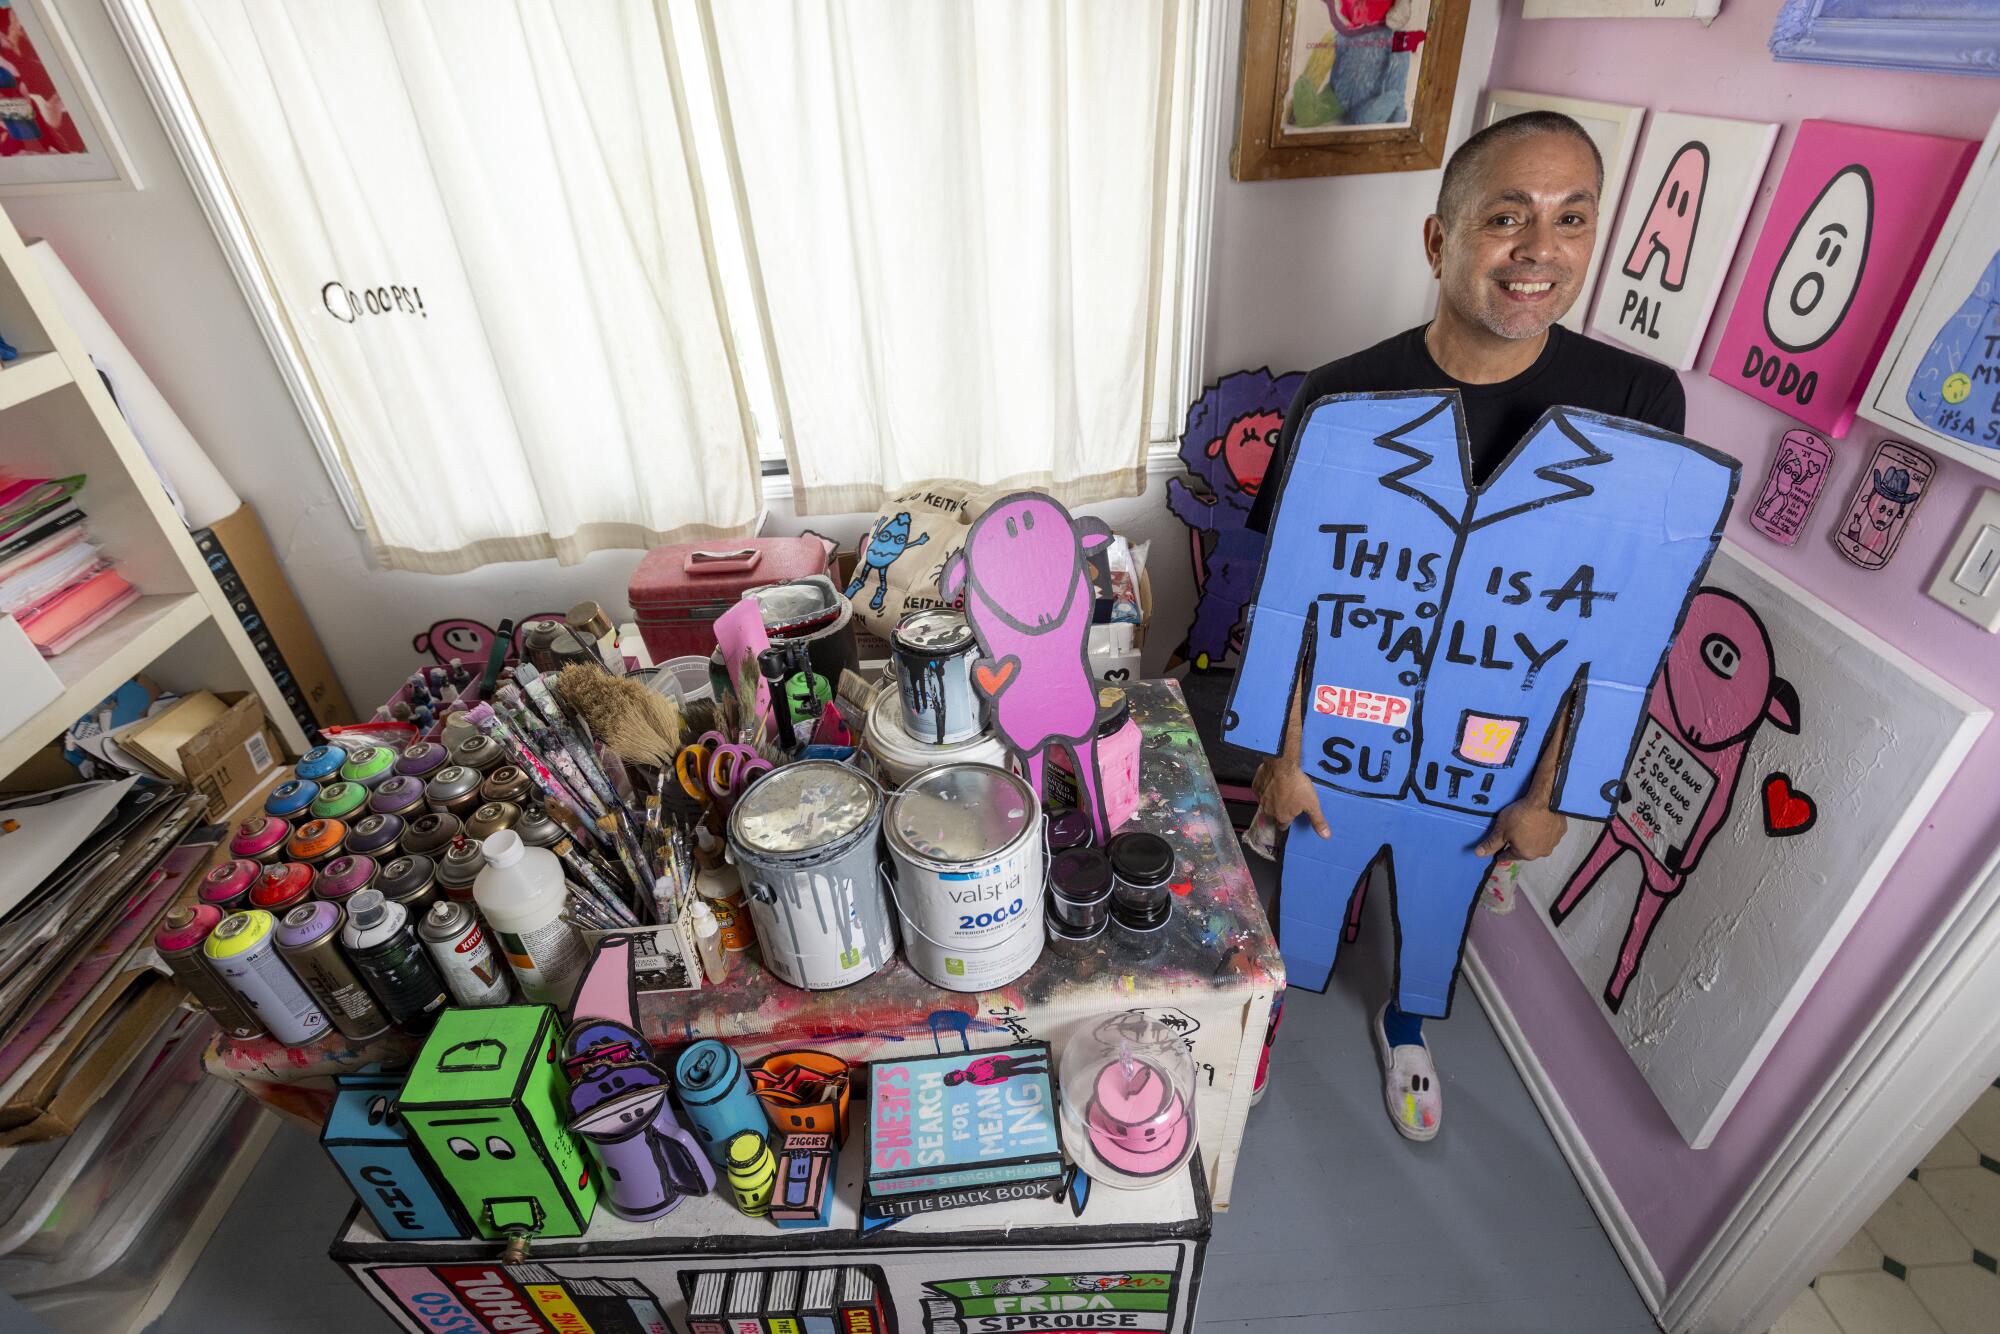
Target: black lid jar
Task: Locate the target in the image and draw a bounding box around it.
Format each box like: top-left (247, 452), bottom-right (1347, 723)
top-left (1108, 831), bottom-right (1174, 934)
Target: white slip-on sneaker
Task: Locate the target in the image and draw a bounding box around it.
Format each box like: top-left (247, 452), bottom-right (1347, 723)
top-left (1374, 1003), bottom-right (1442, 1142)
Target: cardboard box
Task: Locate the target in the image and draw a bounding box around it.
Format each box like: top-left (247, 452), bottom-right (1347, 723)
top-left (192, 502), bottom-right (356, 730)
top-left (322, 1080), bottom-right (471, 1240)
top-left (178, 692), bottom-right (281, 821)
top-left (0, 968), bottom-right (185, 1143)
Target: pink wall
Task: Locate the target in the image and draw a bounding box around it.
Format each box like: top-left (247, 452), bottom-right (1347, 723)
top-left (1474, 0), bottom-right (2000, 1293)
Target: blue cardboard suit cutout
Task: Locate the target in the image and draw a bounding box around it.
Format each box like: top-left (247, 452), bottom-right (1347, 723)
top-left (1906, 248), bottom-right (2000, 454)
top-left (1224, 391), bottom-right (1738, 1017)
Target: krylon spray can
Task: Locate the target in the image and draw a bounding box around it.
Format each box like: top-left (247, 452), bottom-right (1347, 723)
top-left (339, 890), bottom-right (449, 1032)
top-left (275, 901), bottom-right (391, 1041)
top-left (204, 910), bottom-right (331, 1047)
top-left (154, 904), bottom-right (264, 1040)
top-left (416, 899), bottom-right (512, 1008)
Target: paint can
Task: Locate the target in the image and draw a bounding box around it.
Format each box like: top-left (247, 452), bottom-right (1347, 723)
top-left (345, 812), bottom-right (405, 861)
top-left (436, 835), bottom-right (486, 903)
top-left (338, 889), bottom-right (450, 1032)
top-left (464, 800), bottom-right (521, 841)
top-left (449, 733), bottom-right (507, 775)
top-left (416, 899), bottom-right (512, 1008)
top-left (394, 740), bottom-right (449, 780)
top-left (403, 811), bottom-right (462, 859)
top-left (295, 742), bottom-right (349, 782)
top-left (673, 1040), bottom-right (766, 1166)
top-left (378, 854), bottom-right (442, 917)
top-left (286, 817), bottom-right (347, 867)
top-left (369, 775), bottom-right (429, 820)
top-left (339, 743), bottom-right (398, 789)
top-left (883, 763), bottom-right (1044, 991)
top-left (229, 814), bottom-right (290, 865)
top-left (310, 780), bottom-right (370, 824)
top-left (197, 858), bottom-right (261, 913)
top-left (275, 901), bottom-right (391, 1041)
top-left (153, 904), bottom-right (264, 1040)
top-left (425, 765), bottom-right (484, 818)
top-left (314, 854), bottom-right (378, 905)
top-left (479, 766), bottom-right (534, 807)
top-left (203, 909), bottom-right (331, 1047)
top-left (890, 610), bottom-right (984, 745)
top-left (264, 777), bottom-right (318, 820)
top-left (250, 860), bottom-right (315, 916)
top-left (513, 806), bottom-right (564, 849)
top-left (726, 761), bottom-right (893, 992)
top-left (861, 689), bottom-right (1011, 789)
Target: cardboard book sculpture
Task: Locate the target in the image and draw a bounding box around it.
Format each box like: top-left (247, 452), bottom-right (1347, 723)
top-left (943, 492), bottom-right (1116, 842)
top-left (562, 935), bottom-right (715, 1220)
top-left (1224, 391), bottom-right (1738, 1016)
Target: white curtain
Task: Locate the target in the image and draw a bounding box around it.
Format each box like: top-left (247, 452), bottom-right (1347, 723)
top-left (700, 0), bottom-right (1182, 516)
top-left (150, 0), bottom-right (760, 573)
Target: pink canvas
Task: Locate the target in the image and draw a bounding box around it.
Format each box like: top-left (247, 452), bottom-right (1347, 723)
top-left (1710, 121), bottom-right (1976, 436)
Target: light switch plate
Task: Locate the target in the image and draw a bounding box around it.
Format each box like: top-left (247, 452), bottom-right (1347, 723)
top-left (1928, 489), bottom-right (2000, 631)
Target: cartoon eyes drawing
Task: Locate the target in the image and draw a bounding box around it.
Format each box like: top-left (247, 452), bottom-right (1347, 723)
top-left (447, 1137), bottom-right (479, 1160)
top-left (365, 1095), bottom-right (399, 1128)
top-left (1701, 634), bottom-right (1741, 679)
top-left (486, 1136), bottom-right (515, 1159)
top-left (1764, 165), bottom-right (1873, 354)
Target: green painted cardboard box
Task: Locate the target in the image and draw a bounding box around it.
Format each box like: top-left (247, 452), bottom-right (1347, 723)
top-left (397, 1005), bottom-right (597, 1240)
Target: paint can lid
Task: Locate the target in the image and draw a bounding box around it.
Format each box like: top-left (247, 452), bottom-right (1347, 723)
top-left (891, 608), bottom-right (975, 654)
top-left (345, 889), bottom-right (396, 932)
top-left (316, 855), bottom-right (377, 900)
top-left (404, 811), bottom-right (463, 858)
top-left (729, 760), bottom-right (878, 857)
top-left (295, 743), bottom-right (349, 781)
top-left (379, 854), bottom-right (437, 901)
top-left (426, 765), bottom-right (484, 804)
top-left (346, 813), bottom-right (405, 856)
top-left (1108, 831), bottom-right (1174, 889)
top-left (199, 858), bottom-right (263, 905)
top-left (265, 778), bottom-right (319, 818)
top-left (277, 900), bottom-right (342, 948)
top-left (466, 801), bottom-right (522, 841)
top-left (204, 909), bottom-right (275, 959)
top-left (310, 782), bottom-right (370, 821)
top-left (370, 775), bottom-right (428, 815)
top-left (156, 903), bottom-right (223, 952)
top-left (1047, 810), bottom-right (1095, 853)
top-left (418, 897), bottom-right (473, 941)
top-left (888, 763), bottom-right (1035, 864)
top-left (395, 740), bottom-right (449, 778)
top-left (252, 861), bottom-right (316, 909)
top-left (513, 806), bottom-right (562, 847)
top-left (1049, 848), bottom-right (1114, 904)
top-left (287, 818), bottom-right (347, 861)
top-left (340, 744), bottom-right (397, 785)
top-left (230, 815), bottom-right (290, 859)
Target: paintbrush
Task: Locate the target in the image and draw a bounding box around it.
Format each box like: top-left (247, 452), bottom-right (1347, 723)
top-left (553, 665), bottom-right (685, 765)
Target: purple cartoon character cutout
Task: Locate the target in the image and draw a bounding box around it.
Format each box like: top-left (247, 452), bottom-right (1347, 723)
top-left (942, 492), bottom-right (1115, 841)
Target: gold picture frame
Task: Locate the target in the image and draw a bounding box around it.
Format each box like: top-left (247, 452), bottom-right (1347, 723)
top-left (1233, 0), bottom-right (1468, 181)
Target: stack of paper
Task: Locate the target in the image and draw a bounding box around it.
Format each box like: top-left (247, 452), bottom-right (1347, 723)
top-left (0, 476), bottom-right (138, 657)
top-left (0, 778), bottom-right (217, 1142)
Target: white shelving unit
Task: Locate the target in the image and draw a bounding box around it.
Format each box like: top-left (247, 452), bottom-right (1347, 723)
top-left (0, 202), bottom-right (307, 776)
top-left (0, 196), bottom-right (304, 1332)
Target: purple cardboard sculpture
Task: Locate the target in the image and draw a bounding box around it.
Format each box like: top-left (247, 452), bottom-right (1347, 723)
top-left (1224, 391), bottom-right (1737, 1017)
top-left (942, 492), bottom-right (1116, 842)
top-left (563, 935), bottom-right (715, 1220)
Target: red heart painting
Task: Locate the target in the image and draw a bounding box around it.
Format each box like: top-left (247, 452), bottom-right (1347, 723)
top-left (1761, 773), bottom-right (1817, 837)
top-left (973, 656), bottom-right (1019, 697)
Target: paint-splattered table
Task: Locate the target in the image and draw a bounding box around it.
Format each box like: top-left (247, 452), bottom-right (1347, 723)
top-left (203, 680), bottom-right (1283, 1207)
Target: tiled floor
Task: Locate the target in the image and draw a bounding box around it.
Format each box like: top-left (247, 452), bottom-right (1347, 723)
top-left (1772, 1081), bottom-right (2000, 1334)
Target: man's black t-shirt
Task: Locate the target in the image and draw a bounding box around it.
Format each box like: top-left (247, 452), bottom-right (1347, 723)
top-left (1245, 323), bottom-right (1686, 534)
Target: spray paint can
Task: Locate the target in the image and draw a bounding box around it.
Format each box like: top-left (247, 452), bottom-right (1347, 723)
top-left (403, 811), bottom-right (462, 859)
top-left (275, 901), bottom-right (391, 1041)
top-left (416, 899), bottom-right (512, 1008)
top-left (250, 861), bottom-right (316, 916)
top-left (204, 910), bottom-right (331, 1047)
top-left (197, 858), bottom-right (261, 914)
top-left (339, 889), bottom-right (450, 1033)
top-left (378, 854), bottom-right (442, 918)
top-left (436, 835), bottom-right (486, 903)
top-left (154, 904), bottom-right (263, 1040)
top-left (723, 1130), bottom-right (776, 1217)
top-left (673, 1039), bottom-right (765, 1166)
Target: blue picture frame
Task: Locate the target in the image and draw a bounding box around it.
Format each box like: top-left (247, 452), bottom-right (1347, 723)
top-left (1771, 2), bottom-right (2000, 77)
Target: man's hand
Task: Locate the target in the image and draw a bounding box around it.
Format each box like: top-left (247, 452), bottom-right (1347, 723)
top-left (1475, 799), bottom-right (1567, 860)
top-left (1255, 758), bottom-right (1330, 839)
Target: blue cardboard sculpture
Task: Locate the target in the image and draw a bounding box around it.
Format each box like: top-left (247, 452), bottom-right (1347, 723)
top-left (1224, 391), bottom-right (1738, 1017)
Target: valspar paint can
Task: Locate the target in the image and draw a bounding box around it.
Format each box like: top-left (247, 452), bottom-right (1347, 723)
top-left (204, 909), bottom-right (331, 1047)
top-left (417, 899), bottom-right (512, 1008)
top-left (275, 901), bottom-right (391, 1041)
top-left (726, 761), bottom-right (893, 991)
top-left (890, 609), bottom-right (984, 745)
top-left (862, 689), bottom-right (1011, 789)
top-left (883, 763), bottom-right (1044, 991)
top-left (154, 905), bottom-right (264, 1040)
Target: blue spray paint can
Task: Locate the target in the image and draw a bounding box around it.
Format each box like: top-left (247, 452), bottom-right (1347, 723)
top-left (673, 1039), bottom-right (764, 1167)
top-left (891, 609), bottom-right (984, 745)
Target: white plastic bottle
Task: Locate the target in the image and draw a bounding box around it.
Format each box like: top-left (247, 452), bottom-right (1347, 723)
top-left (473, 829), bottom-right (588, 1007)
top-left (688, 900), bottom-right (728, 984)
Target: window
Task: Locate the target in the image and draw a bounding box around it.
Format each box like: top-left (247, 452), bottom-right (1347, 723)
top-left (120, 0), bottom-right (1220, 569)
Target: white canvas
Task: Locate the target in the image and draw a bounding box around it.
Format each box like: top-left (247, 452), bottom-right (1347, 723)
top-left (1484, 91), bottom-right (1645, 334)
top-left (1591, 112), bottom-right (1778, 371)
top-left (1519, 543), bottom-right (1986, 1149)
top-left (1864, 109), bottom-right (2000, 481)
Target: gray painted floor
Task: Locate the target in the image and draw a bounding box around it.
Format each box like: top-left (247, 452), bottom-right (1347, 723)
top-left (143, 860), bottom-right (1655, 1334)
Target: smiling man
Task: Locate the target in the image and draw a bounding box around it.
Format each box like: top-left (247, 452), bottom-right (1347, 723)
top-left (1244, 111), bottom-right (1685, 1143)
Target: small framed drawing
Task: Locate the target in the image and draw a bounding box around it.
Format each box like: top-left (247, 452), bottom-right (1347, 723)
top-left (1863, 109), bottom-right (2000, 480)
top-left (1484, 91), bottom-right (1644, 333)
top-left (1234, 0), bottom-right (1470, 180)
top-left (0, 0), bottom-right (140, 194)
top-left (1771, 1), bottom-right (2000, 79)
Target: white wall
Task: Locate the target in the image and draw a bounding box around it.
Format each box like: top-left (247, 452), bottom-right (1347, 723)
top-left (4, 0), bottom-right (1495, 712)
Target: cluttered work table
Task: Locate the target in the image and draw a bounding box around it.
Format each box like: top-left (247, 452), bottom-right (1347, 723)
top-left (203, 680), bottom-right (1284, 1209)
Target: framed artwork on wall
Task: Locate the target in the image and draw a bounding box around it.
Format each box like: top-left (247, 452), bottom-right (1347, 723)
top-left (0, 0), bottom-right (139, 194)
top-left (1483, 91), bottom-right (1645, 333)
top-left (1518, 542), bottom-right (1986, 1149)
top-left (1589, 112), bottom-right (1778, 371)
top-left (1771, 0), bottom-right (2000, 79)
top-left (1709, 119), bottom-right (1976, 436)
top-left (1233, 0), bottom-right (1469, 180)
top-left (1862, 110), bottom-right (2000, 479)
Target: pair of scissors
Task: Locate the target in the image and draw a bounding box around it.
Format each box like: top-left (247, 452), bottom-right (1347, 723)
top-left (674, 731), bottom-right (771, 807)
